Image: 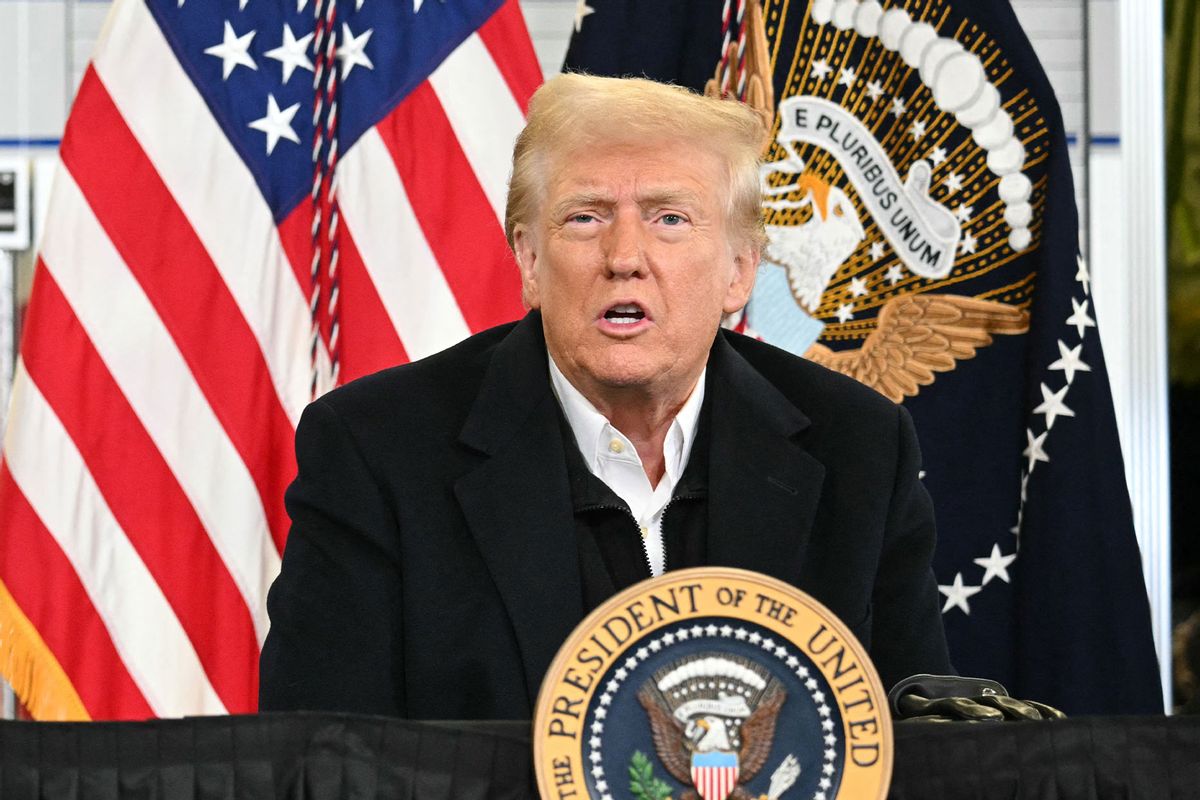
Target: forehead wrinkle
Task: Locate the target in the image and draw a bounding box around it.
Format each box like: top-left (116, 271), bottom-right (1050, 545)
top-left (635, 188), bottom-right (704, 211)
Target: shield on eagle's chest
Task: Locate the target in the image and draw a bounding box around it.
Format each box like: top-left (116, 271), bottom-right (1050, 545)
top-left (691, 751), bottom-right (740, 800)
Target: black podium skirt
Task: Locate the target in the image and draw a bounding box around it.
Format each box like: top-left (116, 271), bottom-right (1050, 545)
top-left (1, 712), bottom-right (1197, 799)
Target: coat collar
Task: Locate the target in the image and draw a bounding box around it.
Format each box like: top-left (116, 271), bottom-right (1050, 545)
top-left (453, 312), bottom-right (826, 707)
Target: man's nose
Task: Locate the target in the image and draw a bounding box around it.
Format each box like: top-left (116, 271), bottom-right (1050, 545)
top-left (603, 211), bottom-right (646, 277)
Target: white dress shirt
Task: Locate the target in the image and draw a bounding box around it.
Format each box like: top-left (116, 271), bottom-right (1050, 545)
top-left (548, 355), bottom-right (705, 576)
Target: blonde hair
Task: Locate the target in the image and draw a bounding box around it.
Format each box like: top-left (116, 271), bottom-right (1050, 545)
top-left (505, 73), bottom-right (767, 250)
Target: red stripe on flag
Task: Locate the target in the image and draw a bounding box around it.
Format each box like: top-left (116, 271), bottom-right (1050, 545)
top-left (377, 83), bottom-right (525, 333)
top-left (277, 196), bottom-right (316, 337)
top-left (21, 265), bottom-right (260, 713)
top-left (0, 466), bottom-right (154, 720)
top-left (478, 0), bottom-right (543, 113)
top-left (62, 68), bottom-right (293, 554)
top-left (329, 218), bottom-right (411, 382)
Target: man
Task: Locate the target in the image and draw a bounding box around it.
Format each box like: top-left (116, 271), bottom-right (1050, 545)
top-left (259, 74), bottom-right (952, 719)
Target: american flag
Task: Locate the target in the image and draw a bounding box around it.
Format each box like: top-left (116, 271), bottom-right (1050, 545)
top-left (0, 0), bottom-right (539, 720)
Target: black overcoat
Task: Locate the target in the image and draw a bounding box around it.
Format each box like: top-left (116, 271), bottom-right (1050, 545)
top-left (259, 311), bottom-right (952, 718)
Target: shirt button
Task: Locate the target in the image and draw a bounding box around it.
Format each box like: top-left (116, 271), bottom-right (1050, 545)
top-left (608, 438), bottom-right (625, 454)
top-left (639, 525), bottom-right (649, 537)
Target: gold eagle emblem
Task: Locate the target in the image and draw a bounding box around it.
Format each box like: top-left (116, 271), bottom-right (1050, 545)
top-left (804, 294), bottom-right (1030, 403)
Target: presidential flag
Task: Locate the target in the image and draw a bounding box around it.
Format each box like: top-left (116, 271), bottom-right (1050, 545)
top-left (0, 0), bottom-right (539, 719)
top-left (567, 0), bottom-right (1162, 714)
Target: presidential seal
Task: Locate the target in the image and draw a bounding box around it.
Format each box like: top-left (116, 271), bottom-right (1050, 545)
top-left (534, 568), bottom-right (891, 800)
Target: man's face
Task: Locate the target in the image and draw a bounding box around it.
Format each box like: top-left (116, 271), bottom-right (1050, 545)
top-left (513, 139), bottom-right (758, 399)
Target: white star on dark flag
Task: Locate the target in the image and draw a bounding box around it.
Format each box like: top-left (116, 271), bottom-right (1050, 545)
top-left (939, 572), bottom-right (983, 614)
top-left (1076, 254), bottom-right (1092, 294)
top-left (1034, 382), bottom-right (1075, 428)
top-left (204, 21), bottom-right (257, 80)
top-left (1023, 428), bottom-right (1050, 473)
top-left (338, 23), bottom-right (375, 78)
top-left (574, 0), bottom-right (595, 33)
top-left (264, 24), bottom-right (315, 84)
top-left (1066, 297), bottom-right (1097, 339)
top-left (1049, 339), bottom-right (1092, 383)
top-left (974, 544), bottom-right (1016, 585)
top-left (248, 94), bottom-right (301, 154)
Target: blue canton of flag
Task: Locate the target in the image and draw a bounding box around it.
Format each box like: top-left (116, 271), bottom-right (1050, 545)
top-left (150, 0), bottom-right (504, 220)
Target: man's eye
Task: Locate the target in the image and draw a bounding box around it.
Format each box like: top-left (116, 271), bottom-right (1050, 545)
top-left (569, 213), bottom-right (595, 224)
top-left (661, 213), bottom-right (686, 225)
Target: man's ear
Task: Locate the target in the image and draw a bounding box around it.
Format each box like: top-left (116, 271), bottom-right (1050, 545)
top-left (513, 225), bottom-right (541, 310)
top-left (723, 242), bottom-right (760, 314)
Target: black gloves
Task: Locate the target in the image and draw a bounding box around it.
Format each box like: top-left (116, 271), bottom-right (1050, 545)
top-left (888, 674), bottom-right (1067, 722)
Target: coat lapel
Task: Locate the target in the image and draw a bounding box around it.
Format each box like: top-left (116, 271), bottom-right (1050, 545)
top-left (451, 319), bottom-right (827, 704)
top-left (453, 314), bottom-right (584, 707)
top-left (706, 335), bottom-right (827, 583)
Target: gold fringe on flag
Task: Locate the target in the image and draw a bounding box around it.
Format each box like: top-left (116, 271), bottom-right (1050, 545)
top-left (0, 577), bottom-right (90, 721)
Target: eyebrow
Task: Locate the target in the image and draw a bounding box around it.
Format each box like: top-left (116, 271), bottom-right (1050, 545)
top-left (550, 189), bottom-right (704, 219)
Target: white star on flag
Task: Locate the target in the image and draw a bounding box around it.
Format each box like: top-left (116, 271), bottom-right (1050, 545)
top-left (1023, 428), bottom-right (1050, 473)
top-left (574, 0), bottom-right (595, 32)
top-left (910, 119), bottom-right (926, 140)
top-left (248, 93), bottom-right (301, 154)
top-left (264, 24), bottom-right (315, 84)
top-left (850, 277), bottom-right (868, 297)
top-left (865, 80), bottom-right (884, 101)
top-left (204, 21), bottom-right (257, 80)
top-left (337, 22), bottom-right (374, 78)
top-left (839, 66), bottom-right (857, 87)
top-left (296, 0), bottom-right (308, 9)
top-left (811, 59), bottom-right (833, 81)
top-left (1076, 254), bottom-right (1092, 294)
top-left (974, 544), bottom-right (1016, 585)
top-left (939, 572), bottom-right (983, 614)
top-left (954, 204), bottom-right (974, 222)
top-left (1034, 382), bottom-right (1075, 428)
top-left (929, 146), bottom-right (947, 165)
top-left (885, 264), bottom-right (904, 285)
top-left (961, 232), bottom-right (977, 254)
top-left (944, 172), bottom-right (964, 193)
top-left (239, 0), bottom-right (249, 9)
top-left (1049, 339), bottom-right (1092, 383)
top-left (835, 303), bottom-right (854, 323)
top-left (869, 241), bottom-right (886, 261)
top-left (890, 97), bottom-right (906, 116)
top-left (1066, 297), bottom-right (1097, 339)
top-left (413, 0), bottom-right (425, 10)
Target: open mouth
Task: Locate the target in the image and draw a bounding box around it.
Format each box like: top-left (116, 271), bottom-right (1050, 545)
top-left (602, 303), bottom-right (647, 326)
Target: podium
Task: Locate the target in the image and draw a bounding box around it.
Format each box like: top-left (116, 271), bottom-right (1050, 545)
top-left (0, 713), bottom-right (1197, 799)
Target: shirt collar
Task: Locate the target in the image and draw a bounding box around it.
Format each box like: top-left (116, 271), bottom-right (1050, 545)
top-left (547, 353), bottom-right (706, 483)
